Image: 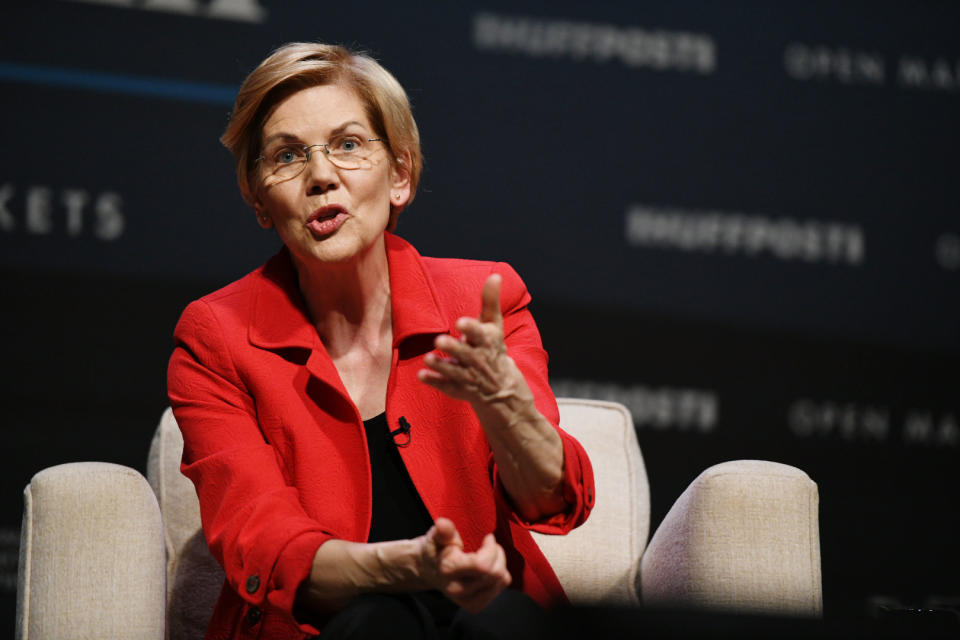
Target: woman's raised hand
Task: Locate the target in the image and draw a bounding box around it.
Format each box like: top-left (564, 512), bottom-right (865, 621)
top-left (418, 272), bottom-right (567, 522)
top-left (418, 517), bottom-right (511, 613)
top-left (418, 273), bottom-right (531, 411)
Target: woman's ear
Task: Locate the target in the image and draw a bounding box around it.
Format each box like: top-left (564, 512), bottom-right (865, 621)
top-left (390, 150), bottom-right (412, 207)
top-left (253, 202), bottom-right (273, 229)
top-left (243, 180), bottom-right (273, 229)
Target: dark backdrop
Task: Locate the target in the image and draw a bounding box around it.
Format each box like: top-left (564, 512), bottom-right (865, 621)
top-left (2, 0), bottom-right (957, 632)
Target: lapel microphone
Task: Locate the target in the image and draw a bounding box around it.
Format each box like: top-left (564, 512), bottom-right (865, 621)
top-left (389, 416), bottom-right (412, 447)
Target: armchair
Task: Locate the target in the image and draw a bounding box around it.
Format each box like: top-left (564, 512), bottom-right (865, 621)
top-left (16, 398), bottom-right (821, 639)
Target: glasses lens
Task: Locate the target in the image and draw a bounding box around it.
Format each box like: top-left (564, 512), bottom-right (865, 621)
top-left (328, 137), bottom-right (379, 170)
top-left (265, 145), bottom-right (307, 180)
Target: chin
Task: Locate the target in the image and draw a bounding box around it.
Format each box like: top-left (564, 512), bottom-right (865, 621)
top-left (297, 229), bottom-right (383, 266)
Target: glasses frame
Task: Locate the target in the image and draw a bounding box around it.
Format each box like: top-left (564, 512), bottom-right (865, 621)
top-left (255, 138), bottom-right (384, 181)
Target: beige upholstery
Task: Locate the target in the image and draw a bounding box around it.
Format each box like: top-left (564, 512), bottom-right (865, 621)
top-left (532, 399), bottom-right (649, 604)
top-left (16, 399), bottom-right (822, 639)
top-left (640, 460), bottom-right (823, 615)
top-left (16, 462), bottom-right (166, 640)
top-left (147, 409), bottom-right (224, 640)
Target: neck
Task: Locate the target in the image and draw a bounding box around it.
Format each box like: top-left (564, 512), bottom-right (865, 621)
top-left (293, 236), bottom-right (392, 357)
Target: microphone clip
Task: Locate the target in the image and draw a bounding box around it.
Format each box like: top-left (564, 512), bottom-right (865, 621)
top-left (389, 416), bottom-right (412, 447)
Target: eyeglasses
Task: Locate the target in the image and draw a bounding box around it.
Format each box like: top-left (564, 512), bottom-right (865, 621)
top-left (255, 135), bottom-right (384, 181)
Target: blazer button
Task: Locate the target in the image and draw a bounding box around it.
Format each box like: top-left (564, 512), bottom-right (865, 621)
top-left (246, 575), bottom-right (260, 594)
top-left (246, 606), bottom-right (262, 625)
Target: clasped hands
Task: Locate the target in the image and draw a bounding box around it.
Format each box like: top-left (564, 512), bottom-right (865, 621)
top-left (303, 516), bottom-right (510, 615)
top-left (411, 517), bottom-right (510, 613)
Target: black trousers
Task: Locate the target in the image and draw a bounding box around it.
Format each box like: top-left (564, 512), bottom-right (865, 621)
top-left (320, 589), bottom-right (548, 640)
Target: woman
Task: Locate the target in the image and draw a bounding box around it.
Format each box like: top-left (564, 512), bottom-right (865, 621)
top-left (167, 42), bottom-right (594, 639)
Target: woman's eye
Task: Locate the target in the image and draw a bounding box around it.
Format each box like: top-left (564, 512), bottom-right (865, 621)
top-left (274, 148), bottom-right (300, 164)
top-left (339, 138), bottom-right (360, 152)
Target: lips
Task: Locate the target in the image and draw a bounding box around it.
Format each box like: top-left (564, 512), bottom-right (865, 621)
top-left (306, 205), bottom-right (348, 236)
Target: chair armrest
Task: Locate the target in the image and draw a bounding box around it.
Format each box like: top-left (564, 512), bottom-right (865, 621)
top-left (532, 398), bottom-right (650, 605)
top-left (639, 460), bottom-right (822, 617)
top-left (17, 462), bottom-right (166, 640)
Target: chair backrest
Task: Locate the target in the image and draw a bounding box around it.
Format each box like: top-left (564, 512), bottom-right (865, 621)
top-left (147, 409), bottom-right (223, 640)
top-left (147, 398), bottom-right (646, 637)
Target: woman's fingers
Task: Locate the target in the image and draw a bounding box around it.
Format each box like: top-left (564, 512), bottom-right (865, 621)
top-left (431, 517), bottom-right (463, 550)
top-left (438, 546), bottom-right (477, 576)
top-left (471, 533), bottom-right (501, 572)
top-left (431, 530), bottom-right (511, 612)
top-left (417, 273), bottom-right (513, 406)
top-left (420, 353), bottom-right (506, 404)
top-left (454, 317), bottom-right (503, 349)
top-left (439, 534), bottom-right (509, 580)
top-left (479, 273), bottom-right (503, 326)
top-left (433, 334), bottom-right (481, 366)
top-left (415, 368), bottom-right (464, 399)
top-left (444, 569), bottom-right (508, 607)
top-left (423, 348), bottom-right (474, 379)
top-left (423, 350), bottom-right (494, 388)
top-left (420, 518), bottom-right (463, 580)
top-left (442, 538), bottom-right (510, 612)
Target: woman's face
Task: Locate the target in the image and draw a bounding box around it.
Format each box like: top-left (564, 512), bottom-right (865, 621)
top-left (252, 84), bottom-right (410, 268)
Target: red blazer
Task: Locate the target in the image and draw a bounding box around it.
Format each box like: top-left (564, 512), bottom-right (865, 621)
top-left (167, 233), bottom-right (595, 639)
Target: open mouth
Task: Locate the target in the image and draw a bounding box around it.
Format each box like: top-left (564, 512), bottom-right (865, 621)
top-left (306, 206), bottom-right (348, 235)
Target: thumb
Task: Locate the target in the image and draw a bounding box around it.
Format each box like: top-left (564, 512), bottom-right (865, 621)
top-left (431, 517), bottom-right (464, 550)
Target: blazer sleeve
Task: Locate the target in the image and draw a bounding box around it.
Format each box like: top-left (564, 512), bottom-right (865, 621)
top-left (487, 262), bottom-right (595, 534)
top-left (167, 299), bottom-right (328, 633)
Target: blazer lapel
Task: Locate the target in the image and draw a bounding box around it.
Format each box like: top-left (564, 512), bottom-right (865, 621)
top-left (247, 248), bottom-right (343, 386)
top-left (385, 232), bottom-right (450, 345)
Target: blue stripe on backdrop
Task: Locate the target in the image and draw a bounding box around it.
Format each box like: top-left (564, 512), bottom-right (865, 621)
top-left (0, 62), bottom-right (236, 105)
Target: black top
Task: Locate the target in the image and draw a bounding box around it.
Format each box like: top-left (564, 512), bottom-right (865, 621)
top-left (361, 414), bottom-right (463, 625)
top-left (363, 413), bottom-right (435, 543)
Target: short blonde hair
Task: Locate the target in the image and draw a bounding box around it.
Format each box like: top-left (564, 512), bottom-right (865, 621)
top-left (221, 42), bottom-right (422, 230)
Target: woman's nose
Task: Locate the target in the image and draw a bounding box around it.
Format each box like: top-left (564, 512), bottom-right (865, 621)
top-left (304, 148), bottom-right (339, 192)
